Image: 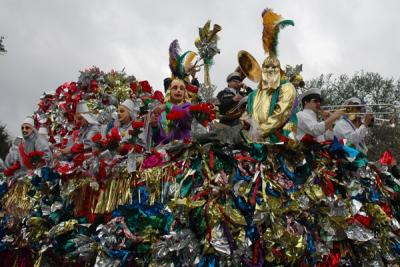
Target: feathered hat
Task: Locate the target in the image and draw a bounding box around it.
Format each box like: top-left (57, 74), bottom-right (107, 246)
top-left (168, 40), bottom-right (197, 81)
top-left (261, 9), bottom-right (294, 63)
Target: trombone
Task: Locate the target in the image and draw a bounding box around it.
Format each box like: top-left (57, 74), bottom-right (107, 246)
top-left (320, 103), bottom-right (398, 126)
top-left (321, 103), bottom-right (396, 115)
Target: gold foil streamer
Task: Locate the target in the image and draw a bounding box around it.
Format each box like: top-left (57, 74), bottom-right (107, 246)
top-left (224, 204), bottom-right (247, 226)
top-left (65, 177), bottom-right (96, 215)
top-left (26, 217), bottom-right (47, 242)
top-left (48, 219), bottom-right (78, 237)
top-left (94, 172), bottom-right (133, 214)
top-left (139, 164), bottom-right (177, 205)
top-left (304, 184), bottom-right (325, 202)
top-left (2, 181), bottom-right (33, 218)
top-left (169, 197), bottom-right (206, 210)
top-left (366, 203), bottom-right (390, 224)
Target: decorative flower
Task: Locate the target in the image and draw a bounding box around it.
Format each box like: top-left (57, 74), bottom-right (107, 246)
top-left (130, 82), bottom-right (138, 93)
top-left (142, 151), bottom-right (164, 169)
top-left (151, 90), bottom-right (164, 103)
top-left (166, 109), bottom-right (186, 121)
top-left (91, 133), bottom-right (103, 143)
top-left (132, 121), bottom-right (145, 129)
top-left (139, 80), bottom-right (152, 93)
top-left (27, 151), bottom-right (45, 167)
top-left (186, 84), bottom-right (198, 94)
top-left (189, 103), bottom-right (216, 127)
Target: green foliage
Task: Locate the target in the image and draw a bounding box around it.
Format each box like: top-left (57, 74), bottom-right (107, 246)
top-left (0, 122), bottom-right (11, 160)
top-left (306, 71), bottom-right (400, 160)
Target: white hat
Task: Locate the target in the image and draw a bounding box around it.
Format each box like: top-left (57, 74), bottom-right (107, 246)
top-left (299, 88), bottom-right (322, 106)
top-left (343, 97), bottom-right (362, 105)
top-left (76, 101), bottom-right (90, 113)
top-left (80, 113), bottom-right (99, 125)
top-left (121, 99), bottom-right (135, 112)
top-left (22, 117), bottom-right (34, 127)
top-left (226, 72), bottom-right (242, 82)
top-left (38, 127), bottom-right (48, 135)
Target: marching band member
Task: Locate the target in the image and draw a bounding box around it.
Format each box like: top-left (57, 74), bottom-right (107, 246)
top-left (333, 97), bottom-right (373, 154)
top-left (296, 88), bottom-right (343, 142)
top-left (217, 72), bottom-right (252, 126)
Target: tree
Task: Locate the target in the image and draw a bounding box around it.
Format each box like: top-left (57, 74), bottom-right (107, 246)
top-left (0, 122), bottom-right (11, 160)
top-left (0, 36), bottom-right (6, 55)
top-left (306, 71), bottom-right (400, 160)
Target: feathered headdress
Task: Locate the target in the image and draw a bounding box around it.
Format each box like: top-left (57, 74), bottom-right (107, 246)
top-left (262, 9), bottom-right (294, 57)
top-left (168, 40), bottom-right (197, 80)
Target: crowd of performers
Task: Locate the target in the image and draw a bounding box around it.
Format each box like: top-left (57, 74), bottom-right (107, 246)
top-left (1, 8), bottom-right (400, 267)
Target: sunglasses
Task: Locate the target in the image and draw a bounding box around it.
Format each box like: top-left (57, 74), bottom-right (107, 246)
top-left (21, 126), bottom-right (32, 130)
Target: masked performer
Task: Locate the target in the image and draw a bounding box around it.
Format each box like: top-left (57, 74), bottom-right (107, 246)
top-left (243, 9), bottom-right (297, 143)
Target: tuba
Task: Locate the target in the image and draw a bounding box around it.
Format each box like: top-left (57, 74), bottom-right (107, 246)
top-left (223, 51), bottom-right (261, 120)
top-left (235, 50), bottom-right (262, 83)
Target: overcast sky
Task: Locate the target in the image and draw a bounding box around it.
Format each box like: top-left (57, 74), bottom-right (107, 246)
top-left (1, 0), bottom-right (399, 136)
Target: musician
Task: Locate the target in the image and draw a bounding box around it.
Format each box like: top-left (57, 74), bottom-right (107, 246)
top-left (217, 72), bottom-right (252, 126)
top-left (296, 88), bottom-right (343, 142)
top-left (333, 97), bottom-right (373, 154)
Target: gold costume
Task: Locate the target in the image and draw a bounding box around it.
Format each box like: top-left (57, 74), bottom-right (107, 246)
top-left (252, 82), bottom-right (297, 138)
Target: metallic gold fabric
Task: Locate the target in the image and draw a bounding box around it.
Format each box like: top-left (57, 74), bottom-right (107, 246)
top-left (252, 82), bottom-right (296, 137)
top-left (2, 181), bottom-right (32, 218)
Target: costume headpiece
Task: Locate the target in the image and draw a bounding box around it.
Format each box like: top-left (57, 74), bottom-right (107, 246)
top-left (22, 117), bottom-right (34, 127)
top-left (75, 101), bottom-right (90, 113)
top-left (168, 39), bottom-right (197, 81)
top-left (261, 9), bottom-right (294, 63)
top-left (38, 127), bottom-right (48, 136)
top-left (75, 101), bottom-right (99, 125)
top-left (121, 98), bottom-right (138, 119)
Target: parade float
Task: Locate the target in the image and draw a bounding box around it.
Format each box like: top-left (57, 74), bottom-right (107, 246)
top-left (0, 9), bottom-right (399, 267)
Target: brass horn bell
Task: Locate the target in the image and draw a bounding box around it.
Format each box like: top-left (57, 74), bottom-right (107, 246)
top-left (236, 50), bottom-right (262, 83)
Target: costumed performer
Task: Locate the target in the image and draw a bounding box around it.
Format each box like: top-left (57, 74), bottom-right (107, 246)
top-left (151, 40), bottom-right (201, 145)
top-left (60, 101), bottom-right (100, 156)
top-left (242, 9), bottom-right (297, 143)
top-left (3, 117), bottom-right (52, 176)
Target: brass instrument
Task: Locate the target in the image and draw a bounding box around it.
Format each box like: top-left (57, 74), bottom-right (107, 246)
top-left (222, 51), bottom-right (262, 120)
top-left (321, 103), bottom-right (398, 126)
top-left (235, 50), bottom-right (262, 83)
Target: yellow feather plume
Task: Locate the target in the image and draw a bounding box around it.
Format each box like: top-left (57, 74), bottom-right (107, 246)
top-left (184, 51), bottom-right (197, 73)
top-left (262, 8), bottom-right (294, 56)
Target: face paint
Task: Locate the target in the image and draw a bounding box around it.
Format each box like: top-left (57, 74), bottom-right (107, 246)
top-left (21, 123), bottom-right (33, 138)
top-left (169, 79), bottom-right (186, 104)
top-left (117, 105), bottom-right (131, 124)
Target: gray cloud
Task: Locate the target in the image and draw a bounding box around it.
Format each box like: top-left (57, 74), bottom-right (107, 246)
top-left (1, 0), bottom-right (399, 136)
